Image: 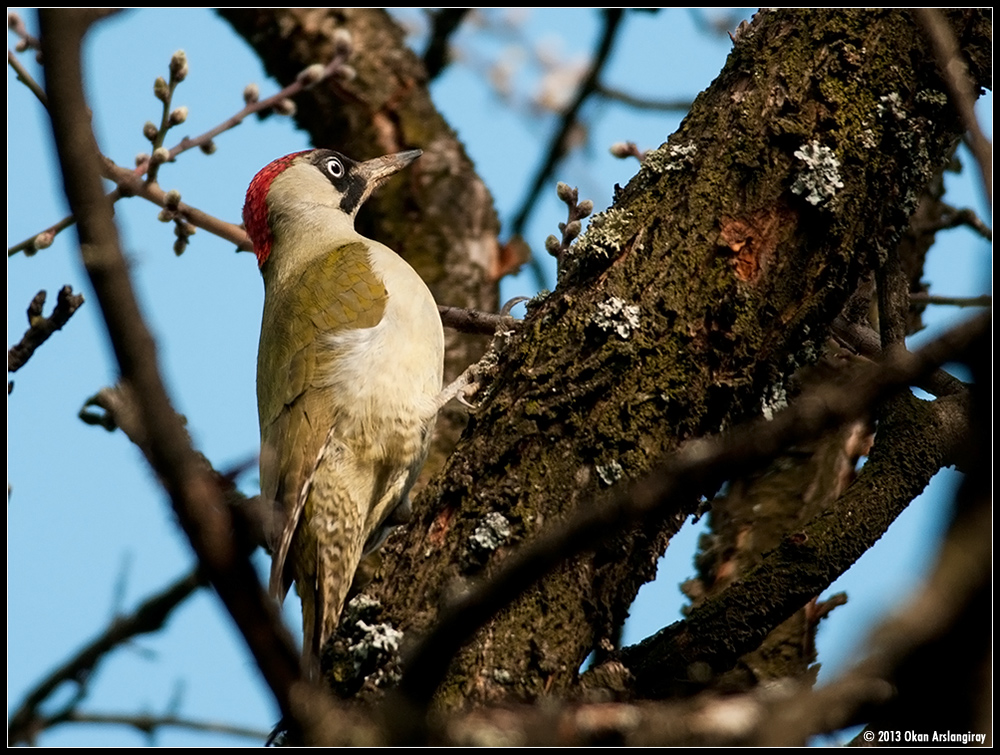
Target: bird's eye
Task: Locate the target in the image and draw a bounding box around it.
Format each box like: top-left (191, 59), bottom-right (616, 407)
top-left (325, 157), bottom-right (345, 179)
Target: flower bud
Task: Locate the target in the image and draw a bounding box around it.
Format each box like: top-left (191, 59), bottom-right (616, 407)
top-left (143, 121), bottom-right (158, 142)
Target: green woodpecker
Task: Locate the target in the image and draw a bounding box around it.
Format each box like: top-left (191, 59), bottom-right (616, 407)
top-left (243, 148), bottom-right (443, 673)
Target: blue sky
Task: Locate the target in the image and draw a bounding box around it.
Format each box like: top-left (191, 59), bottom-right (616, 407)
top-left (7, 9), bottom-right (991, 746)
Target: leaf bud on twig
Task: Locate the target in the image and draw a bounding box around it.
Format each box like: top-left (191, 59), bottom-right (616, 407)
top-left (273, 98), bottom-right (297, 116)
top-left (297, 63), bottom-right (327, 89)
top-left (153, 76), bottom-right (170, 102)
top-left (243, 82), bottom-right (260, 105)
top-left (164, 189), bottom-right (182, 210)
top-left (150, 147), bottom-right (171, 166)
top-left (334, 65), bottom-right (357, 83)
top-left (169, 50), bottom-right (188, 82)
top-left (168, 106), bottom-right (188, 126)
top-left (332, 28), bottom-right (353, 57)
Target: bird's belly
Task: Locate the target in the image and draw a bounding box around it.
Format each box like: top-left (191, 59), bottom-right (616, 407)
top-left (319, 306), bottom-right (441, 461)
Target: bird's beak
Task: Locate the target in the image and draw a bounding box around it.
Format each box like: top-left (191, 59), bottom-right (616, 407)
top-left (355, 149), bottom-right (422, 204)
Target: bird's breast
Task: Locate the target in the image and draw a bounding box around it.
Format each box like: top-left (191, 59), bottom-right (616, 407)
top-left (319, 245), bottom-right (444, 460)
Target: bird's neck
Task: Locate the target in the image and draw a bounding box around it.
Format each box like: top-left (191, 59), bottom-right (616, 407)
top-left (262, 204), bottom-right (365, 290)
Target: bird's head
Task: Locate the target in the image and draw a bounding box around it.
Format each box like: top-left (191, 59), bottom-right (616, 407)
top-left (243, 148), bottom-right (422, 268)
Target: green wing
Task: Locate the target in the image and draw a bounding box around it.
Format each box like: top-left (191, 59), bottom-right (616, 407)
top-left (256, 241), bottom-right (387, 600)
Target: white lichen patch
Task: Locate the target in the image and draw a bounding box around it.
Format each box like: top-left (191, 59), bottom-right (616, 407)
top-left (594, 297), bottom-right (641, 339)
top-left (760, 383), bottom-right (788, 421)
top-left (578, 207), bottom-right (635, 261)
top-left (790, 141), bottom-right (844, 207)
top-left (878, 92), bottom-right (905, 121)
top-left (344, 593), bottom-right (381, 617)
top-left (353, 620), bottom-right (403, 656)
top-left (469, 512), bottom-right (512, 555)
top-left (916, 89), bottom-right (948, 108)
top-left (644, 142), bottom-right (698, 173)
top-left (596, 459), bottom-right (624, 486)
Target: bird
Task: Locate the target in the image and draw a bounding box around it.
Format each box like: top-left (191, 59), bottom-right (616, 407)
top-left (242, 148), bottom-right (444, 675)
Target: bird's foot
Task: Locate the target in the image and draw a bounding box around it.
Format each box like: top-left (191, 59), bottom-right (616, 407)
top-left (436, 364), bottom-right (483, 411)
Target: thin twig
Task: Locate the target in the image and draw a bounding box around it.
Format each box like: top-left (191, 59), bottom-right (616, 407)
top-left (510, 9), bottom-right (626, 288)
top-left (422, 9), bottom-right (470, 80)
top-left (935, 204), bottom-right (992, 240)
top-left (7, 11), bottom-right (42, 55)
top-left (437, 305), bottom-right (518, 336)
top-left (7, 48), bottom-right (47, 105)
top-left (56, 711), bottom-right (270, 743)
top-left (910, 292), bottom-right (991, 308)
top-left (8, 31), bottom-right (352, 257)
top-left (102, 156), bottom-right (251, 250)
top-left (7, 286), bottom-right (85, 372)
top-left (39, 8), bottom-right (307, 728)
top-left (915, 9), bottom-right (992, 205)
top-left (594, 83), bottom-right (692, 112)
top-left (8, 569), bottom-right (206, 744)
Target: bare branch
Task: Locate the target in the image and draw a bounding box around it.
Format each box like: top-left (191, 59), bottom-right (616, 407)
top-left (101, 156), bottom-right (251, 251)
top-left (595, 83), bottom-right (692, 112)
top-left (8, 569), bottom-right (206, 745)
top-left (933, 204), bottom-right (992, 240)
top-left (830, 316), bottom-right (966, 398)
top-left (7, 286), bottom-right (84, 373)
top-left (7, 11), bottom-right (41, 56)
top-left (8, 30), bottom-right (353, 257)
top-left (38, 8), bottom-right (308, 729)
top-left (422, 9), bottom-right (470, 80)
top-left (7, 48), bottom-right (47, 105)
top-left (510, 9), bottom-right (626, 287)
top-left (910, 292), bottom-right (991, 308)
top-left (53, 711), bottom-right (269, 743)
top-left (915, 9), bottom-right (992, 205)
top-left (437, 305), bottom-right (518, 336)
top-left (394, 313), bottom-right (986, 726)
